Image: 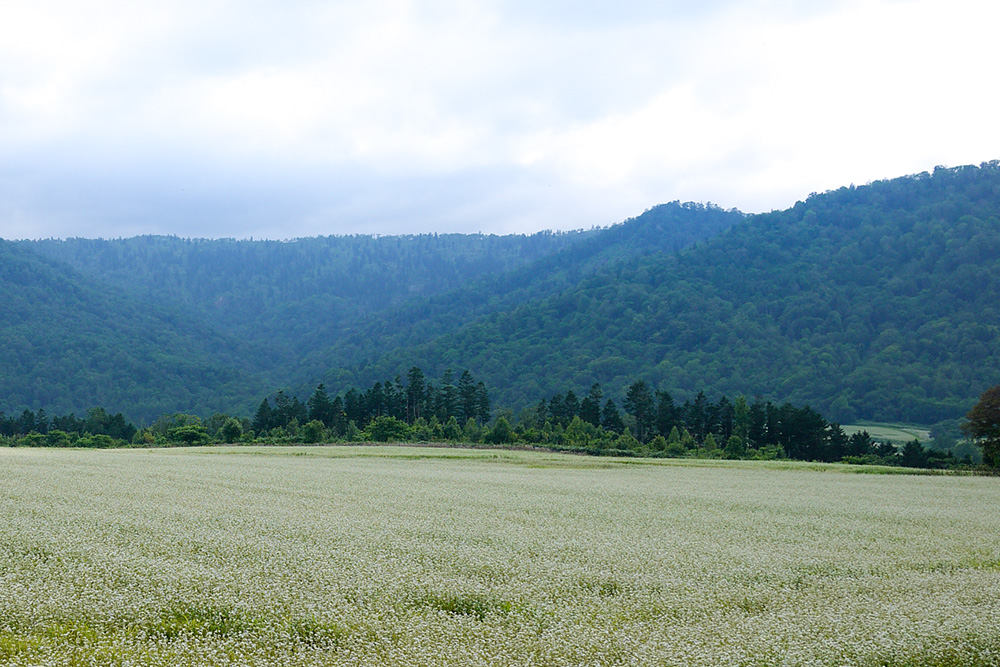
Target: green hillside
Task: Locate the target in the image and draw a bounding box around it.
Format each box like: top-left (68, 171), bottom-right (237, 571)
top-left (7, 163), bottom-right (1000, 427)
top-left (24, 231), bottom-right (594, 371)
top-left (335, 163), bottom-right (1000, 424)
top-left (295, 202), bottom-right (745, 381)
top-left (0, 241), bottom-right (268, 422)
top-left (19, 206), bottom-right (740, 419)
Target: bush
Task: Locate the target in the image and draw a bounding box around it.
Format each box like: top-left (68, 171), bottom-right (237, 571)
top-left (484, 417), bottom-right (515, 445)
top-left (363, 416), bottom-right (412, 443)
top-left (168, 424), bottom-right (210, 445)
top-left (724, 435), bottom-right (746, 459)
top-left (218, 418), bottom-right (244, 444)
top-left (300, 420), bottom-right (326, 444)
top-left (76, 434), bottom-right (116, 449)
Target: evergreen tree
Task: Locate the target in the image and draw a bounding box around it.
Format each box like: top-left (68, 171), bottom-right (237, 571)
top-left (35, 409), bottom-right (49, 434)
top-left (714, 396), bottom-right (735, 439)
top-left (475, 381), bottom-right (491, 424)
top-left (826, 423), bottom-right (849, 460)
top-left (437, 370), bottom-right (458, 421)
top-left (602, 399), bottom-right (624, 433)
top-left (307, 384), bottom-right (335, 427)
top-left (900, 439), bottom-right (929, 468)
top-left (458, 370), bottom-right (478, 423)
top-left (733, 396), bottom-right (750, 446)
top-left (680, 429), bottom-right (696, 450)
top-left (563, 390), bottom-right (580, 424)
top-left (384, 377), bottom-right (406, 420)
top-left (655, 390), bottom-right (680, 437)
top-left (847, 430), bottom-right (875, 457)
top-left (580, 383), bottom-right (603, 426)
top-left (343, 388), bottom-right (364, 426)
top-left (405, 366), bottom-right (427, 423)
top-left (548, 393), bottom-right (566, 426)
top-left (330, 396), bottom-right (347, 435)
top-left (366, 382), bottom-right (386, 419)
top-left (442, 416), bottom-right (462, 441)
top-left (623, 380), bottom-right (655, 442)
top-left (17, 409), bottom-right (36, 435)
top-left (687, 391), bottom-right (710, 442)
top-left (252, 399), bottom-right (273, 434)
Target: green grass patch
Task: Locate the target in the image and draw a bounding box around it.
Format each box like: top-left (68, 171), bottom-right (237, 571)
top-left (843, 422), bottom-right (932, 444)
top-left (410, 591), bottom-right (515, 620)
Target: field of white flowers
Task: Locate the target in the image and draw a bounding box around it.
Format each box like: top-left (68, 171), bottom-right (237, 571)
top-left (1, 446), bottom-right (998, 666)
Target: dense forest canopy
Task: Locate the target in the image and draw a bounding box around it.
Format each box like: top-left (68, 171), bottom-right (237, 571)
top-left (25, 231), bottom-right (593, 369)
top-left (3, 162), bottom-right (1000, 429)
top-left (333, 164), bottom-right (1000, 424)
top-left (0, 240), bottom-right (269, 421)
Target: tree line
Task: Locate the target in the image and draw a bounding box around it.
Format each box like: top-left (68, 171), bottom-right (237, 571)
top-left (508, 380), bottom-right (960, 468)
top-left (251, 367), bottom-right (491, 437)
top-left (0, 407), bottom-right (137, 447)
top-left (4, 368), bottom-right (986, 470)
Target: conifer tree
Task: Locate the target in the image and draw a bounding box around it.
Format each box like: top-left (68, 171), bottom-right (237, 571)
top-left (623, 380), bottom-right (655, 442)
top-left (580, 383), bottom-right (603, 426)
top-left (405, 366), bottom-right (427, 423)
top-left (602, 399), bottom-right (624, 433)
top-left (307, 384), bottom-right (334, 427)
top-left (252, 399), bottom-right (273, 434)
top-left (458, 370), bottom-right (477, 423)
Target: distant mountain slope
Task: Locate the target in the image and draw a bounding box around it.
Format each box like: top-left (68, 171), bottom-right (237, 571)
top-left (24, 231), bottom-right (594, 370)
top-left (20, 205), bottom-right (742, 413)
top-left (10, 163), bottom-right (998, 426)
top-left (297, 202), bottom-right (745, 380)
top-left (0, 241), bottom-right (267, 422)
top-left (339, 164), bottom-right (1000, 424)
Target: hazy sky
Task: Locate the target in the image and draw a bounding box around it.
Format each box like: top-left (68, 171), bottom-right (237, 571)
top-left (2, 0), bottom-right (998, 239)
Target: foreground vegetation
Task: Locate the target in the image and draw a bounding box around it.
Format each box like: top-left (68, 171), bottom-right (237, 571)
top-left (1, 447), bottom-right (998, 666)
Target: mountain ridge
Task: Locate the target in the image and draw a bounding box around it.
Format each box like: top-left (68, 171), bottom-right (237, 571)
top-left (325, 163), bottom-right (1000, 423)
top-left (5, 161), bottom-right (999, 427)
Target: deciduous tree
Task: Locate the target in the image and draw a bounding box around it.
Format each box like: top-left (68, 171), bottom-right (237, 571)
top-left (963, 385), bottom-right (1000, 468)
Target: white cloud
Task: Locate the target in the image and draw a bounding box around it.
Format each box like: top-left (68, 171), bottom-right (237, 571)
top-left (1, 0), bottom-right (999, 238)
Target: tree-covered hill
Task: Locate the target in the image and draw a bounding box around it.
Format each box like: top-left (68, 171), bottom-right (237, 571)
top-left (24, 230), bottom-right (595, 370)
top-left (294, 202), bottom-right (746, 381)
top-left (333, 164), bottom-right (1000, 424)
top-left (18, 206), bottom-right (741, 418)
top-left (7, 163), bottom-right (1000, 427)
top-left (0, 241), bottom-right (269, 422)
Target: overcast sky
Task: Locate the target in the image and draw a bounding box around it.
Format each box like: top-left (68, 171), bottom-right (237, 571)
top-left (2, 0), bottom-right (998, 239)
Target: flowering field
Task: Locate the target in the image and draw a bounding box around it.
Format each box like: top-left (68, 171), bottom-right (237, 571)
top-left (1, 446), bottom-right (998, 666)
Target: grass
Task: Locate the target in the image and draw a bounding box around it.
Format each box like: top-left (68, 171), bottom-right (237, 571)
top-left (842, 421), bottom-right (933, 444)
top-left (1, 446), bottom-right (998, 665)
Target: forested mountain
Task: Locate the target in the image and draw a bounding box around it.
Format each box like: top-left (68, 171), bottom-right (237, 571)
top-left (6, 162), bottom-right (1000, 427)
top-left (0, 241), bottom-right (268, 422)
top-left (331, 163), bottom-right (1000, 424)
top-left (16, 205), bottom-right (741, 419)
top-left (295, 202), bottom-right (745, 381)
top-left (25, 231), bottom-right (594, 370)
